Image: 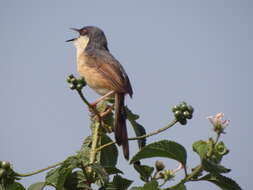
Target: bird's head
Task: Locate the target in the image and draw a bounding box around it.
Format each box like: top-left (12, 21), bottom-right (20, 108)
top-left (66, 26), bottom-right (108, 51)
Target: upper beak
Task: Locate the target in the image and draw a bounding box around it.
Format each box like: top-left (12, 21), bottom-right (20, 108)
top-left (65, 28), bottom-right (81, 42)
top-left (70, 28), bottom-right (81, 33)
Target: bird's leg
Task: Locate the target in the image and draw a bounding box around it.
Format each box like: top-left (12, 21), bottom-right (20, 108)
top-left (90, 91), bottom-right (115, 107)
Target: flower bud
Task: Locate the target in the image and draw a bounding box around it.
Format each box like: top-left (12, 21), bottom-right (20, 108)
top-left (172, 105), bottom-right (179, 113)
top-left (163, 169), bottom-right (174, 181)
top-left (183, 111), bottom-right (190, 118)
top-left (187, 105), bottom-right (194, 114)
top-left (174, 110), bottom-right (182, 119)
top-left (69, 84), bottom-right (76, 90)
top-left (76, 83), bottom-right (84, 90)
top-left (0, 161), bottom-right (10, 170)
top-left (215, 142), bottom-right (229, 156)
top-left (0, 168), bottom-right (6, 178)
top-left (180, 102), bottom-right (188, 111)
top-left (155, 160), bottom-right (165, 171)
top-left (179, 118), bottom-right (187, 125)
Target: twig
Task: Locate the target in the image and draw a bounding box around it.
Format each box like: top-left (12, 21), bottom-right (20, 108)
top-left (185, 164), bottom-right (203, 181)
top-left (76, 90), bottom-right (100, 116)
top-left (89, 122), bottom-right (100, 164)
top-left (128, 119), bottom-right (178, 140)
top-left (96, 119), bottom-right (178, 152)
top-left (16, 162), bottom-right (62, 177)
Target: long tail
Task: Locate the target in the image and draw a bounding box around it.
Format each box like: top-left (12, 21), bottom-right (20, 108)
top-left (114, 93), bottom-right (129, 160)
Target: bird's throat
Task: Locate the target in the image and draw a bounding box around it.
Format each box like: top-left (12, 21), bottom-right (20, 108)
top-left (74, 35), bottom-right (90, 56)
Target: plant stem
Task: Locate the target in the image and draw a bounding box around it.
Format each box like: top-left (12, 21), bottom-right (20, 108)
top-left (96, 119), bottom-right (178, 152)
top-left (77, 90), bottom-right (100, 116)
top-left (96, 141), bottom-right (115, 152)
top-left (185, 164), bottom-right (203, 181)
top-left (214, 132), bottom-right (221, 145)
top-left (16, 162), bottom-right (62, 177)
top-left (89, 122), bottom-right (100, 164)
top-left (128, 119), bottom-right (178, 140)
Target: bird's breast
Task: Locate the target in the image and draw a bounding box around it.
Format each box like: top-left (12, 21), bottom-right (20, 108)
top-left (76, 53), bottom-right (111, 96)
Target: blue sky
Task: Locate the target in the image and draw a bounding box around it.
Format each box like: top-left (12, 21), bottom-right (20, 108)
top-left (0, 1), bottom-right (252, 189)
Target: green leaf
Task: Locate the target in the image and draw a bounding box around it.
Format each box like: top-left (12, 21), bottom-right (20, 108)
top-left (46, 167), bottom-right (61, 187)
top-left (98, 183), bottom-right (117, 190)
top-left (142, 180), bottom-right (159, 190)
top-left (56, 167), bottom-right (73, 190)
top-left (104, 166), bottom-right (123, 175)
top-left (202, 158), bottom-right (231, 174)
top-left (129, 187), bottom-right (142, 190)
top-left (64, 171), bottom-right (86, 190)
top-left (100, 134), bottom-right (118, 167)
top-left (77, 136), bottom-right (91, 164)
top-left (133, 163), bottom-right (154, 182)
top-left (89, 163), bottom-right (109, 185)
top-left (27, 182), bottom-right (46, 190)
top-left (164, 183), bottom-right (186, 190)
top-left (46, 156), bottom-right (79, 190)
top-left (97, 101), bottom-right (114, 132)
top-left (6, 183), bottom-right (25, 190)
top-left (125, 107), bottom-right (146, 149)
top-left (130, 140), bottom-right (187, 165)
top-left (201, 174), bottom-right (242, 190)
top-left (192, 140), bottom-right (209, 160)
top-left (112, 175), bottom-right (133, 190)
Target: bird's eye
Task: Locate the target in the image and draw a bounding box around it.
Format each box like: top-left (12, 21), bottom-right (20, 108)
top-left (80, 29), bottom-right (88, 36)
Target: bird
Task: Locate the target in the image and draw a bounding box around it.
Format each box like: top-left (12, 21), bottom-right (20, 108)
top-left (66, 26), bottom-right (133, 160)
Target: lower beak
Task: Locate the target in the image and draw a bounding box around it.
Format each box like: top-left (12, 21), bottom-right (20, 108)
top-left (65, 38), bottom-right (76, 42)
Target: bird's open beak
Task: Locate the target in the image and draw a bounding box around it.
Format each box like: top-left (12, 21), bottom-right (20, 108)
top-left (65, 38), bottom-right (76, 42)
top-left (66, 28), bottom-right (81, 42)
top-left (70, 28), bottom-right (81, 33)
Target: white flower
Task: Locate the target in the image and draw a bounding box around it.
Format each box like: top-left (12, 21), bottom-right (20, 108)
top-left (207, 113), bottom-right (230, 133)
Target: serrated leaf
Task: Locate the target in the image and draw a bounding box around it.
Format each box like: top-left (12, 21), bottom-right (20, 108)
top-left (56, 167), bottom-right (73, 190)
top-left (97, 101), bottom-right (114, 132)
top-left (64, 171), bottom-right (86, 190)
top-left (98, 183), bottom-right (118, 190)
top-left (164, 183), bottom-right (186, 190)
top-left (45, 167), bottom-right (61, 187)
top-left (77, 137), bottom-right (91, 165)
top-left (27, 182), bottom-right (46, 190)
top-left (125, 107), bottom-right (146, 149)
top-left (133, 163), bottom-right (154, 182)
top-left (192, 140), bottom-right (209, 160)
top-left (46, 156), bottom-right (80, 190)
top-left (100, 134), bottom-right (118, 167)
top-left (104, 166), bottom-right (123, 175)
top-left (201, 174), bottom-right (242, 190)
top-left (6, 183), bottom-right (25, 190)
top-left (142, 180), bottom-right (159, 190)
top-left (79, 136), bottom-right (92, 154)
top-left (130, 140), bottom-right (187, 165)
top-left (202, 159), bottom-right (231, 174)
top-left (89, 163), bottom-right (109, 185)
top-left (112, 175), bottom-right (133, 190)
top-left (129, 187), bottom-right (142, 190)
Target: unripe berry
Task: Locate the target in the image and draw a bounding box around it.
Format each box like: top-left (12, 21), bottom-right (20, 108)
top-left (155, 160), bottom-right (165, 171)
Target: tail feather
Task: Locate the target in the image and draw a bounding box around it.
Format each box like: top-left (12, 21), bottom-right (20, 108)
top-left (114, 93), bottom-right (129, 160)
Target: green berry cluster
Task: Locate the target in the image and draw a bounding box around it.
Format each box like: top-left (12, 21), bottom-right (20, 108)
top-left (0, 161), bottom-right (11, 179)
top-left (67, 74), bottom-right (86, 90)
top-left (172, 102), bottom-right (194, 125)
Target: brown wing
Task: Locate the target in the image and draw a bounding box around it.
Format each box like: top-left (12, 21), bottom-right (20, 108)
top-left (86, 49), bottom-right (133, 96)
